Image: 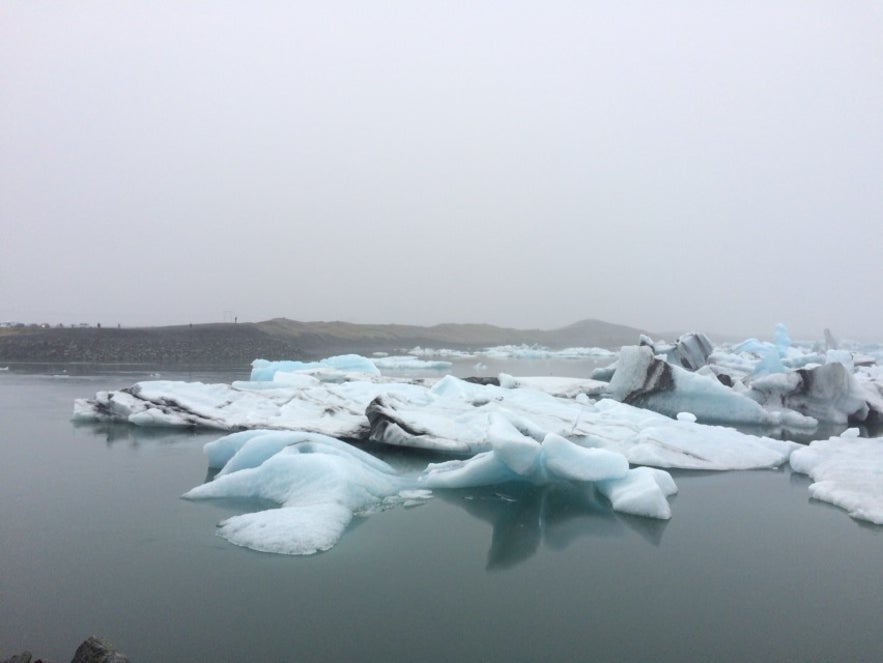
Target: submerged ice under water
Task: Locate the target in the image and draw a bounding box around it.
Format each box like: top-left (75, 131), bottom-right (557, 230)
top-left (72, 331), bottom-right (883, 554)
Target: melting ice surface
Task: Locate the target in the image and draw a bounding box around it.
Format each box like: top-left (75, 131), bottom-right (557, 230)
top-left (74, 327), bottom-right (883, 545)
top-left (790, 429), bottom-right (883, 525)
top-left (365, 374), bottom-right (798, 469)
top-left (183, 432), bottom-right (420, 555)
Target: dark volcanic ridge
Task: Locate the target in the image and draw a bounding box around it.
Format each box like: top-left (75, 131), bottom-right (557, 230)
top-left (0, 318), bottom-right (651, 365)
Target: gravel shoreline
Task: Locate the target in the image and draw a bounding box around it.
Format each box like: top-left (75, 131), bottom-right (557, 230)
top-left (0, 318), bottom-right (646, 365)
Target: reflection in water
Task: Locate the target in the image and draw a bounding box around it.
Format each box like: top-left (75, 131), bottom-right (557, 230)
top-left (72, 419), bottom-right (209, 445)
top-left (731, 422), bottom-right (846, 445)
top-left (436, 482), bottom-right (669, 570)
top-left (732, 420), bottom-right (883, 445)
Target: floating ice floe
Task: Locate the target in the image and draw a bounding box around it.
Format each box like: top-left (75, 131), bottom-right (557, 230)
top-left (183, 431), bottom-right (421, 554)
top-left (365, 375), bottom-right (798, 470)
top-left (789, 429), bottom-right (883, 525)
top-left (183, 419), bottom-right (677, 555)
top-left (252, 353), bottom-right (454, 375)
top-left (370, 355), bottom-right (453, 371)
top-left (73, 373), bottom-right (432, 437)
top-left (407, 344), bottom-right (616, 360)
top-left (74, 362), bottom-right (799, 470)
top-left (481, 345), bottom-right (617, 360)
top-left (251, 355), bottom-right (381, 380)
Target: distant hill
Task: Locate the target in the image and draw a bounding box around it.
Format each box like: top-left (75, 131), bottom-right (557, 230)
top-left (253, 317), bottom-right (650, 355)
top-left (0, 317), bottom-right (649, 365)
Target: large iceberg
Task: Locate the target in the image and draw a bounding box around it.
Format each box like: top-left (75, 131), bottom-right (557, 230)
top-left (184, 421), bottom-right (676, 555)
top-left (73, 375), bottom-right (431, 438)
top-left (74, 361), bottom-right (798, 471)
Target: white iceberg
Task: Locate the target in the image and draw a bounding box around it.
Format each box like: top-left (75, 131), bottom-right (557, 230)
top-left (482, 345), bottom-right (616, 360)
top-left (74, 354), bottom-right (799, 471)
top-left (407, 344), bottom-right (615, 360)
top-left (370, 355), bottom-right (453, 371)
top-left (73, 376), bottom-right (431, 438)
top-left (789, 429), bottom-right (883, 525)
top-left (251, 355), bottom-right (381, 380)
top-left (366, 374), bottom-right (798, 470)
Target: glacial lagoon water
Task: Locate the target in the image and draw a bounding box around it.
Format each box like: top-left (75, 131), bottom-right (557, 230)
top-left (1, 362), bottom-right (881, 662)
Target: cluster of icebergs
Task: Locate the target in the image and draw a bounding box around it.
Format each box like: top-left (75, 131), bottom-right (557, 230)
top-left (73, 327), bottom-right (883, 554)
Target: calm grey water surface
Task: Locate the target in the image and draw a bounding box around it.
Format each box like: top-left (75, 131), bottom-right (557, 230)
top-left (0, 363), bottom-right (880, 662)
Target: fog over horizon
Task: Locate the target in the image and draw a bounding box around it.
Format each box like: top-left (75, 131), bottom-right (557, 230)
top-left (2, 2), bottom-right (881, 342)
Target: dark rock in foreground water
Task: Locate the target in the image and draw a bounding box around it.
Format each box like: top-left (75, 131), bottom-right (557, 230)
top-left (1, 636), bottom-right (128, 663)
top-left (70, 636), bottom-right (129, 663)
top-left (0, 652), bottom-right (44, 663)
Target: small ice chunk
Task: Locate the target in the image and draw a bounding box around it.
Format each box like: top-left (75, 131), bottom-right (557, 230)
top-left (596, 467), bottom-right (678, 520)
top-left (774, 323), bottom-right (792, 354)
top-left (251, 355), bottom-right (381, 381)
top-left (488, 414), bottom-right (542, 476)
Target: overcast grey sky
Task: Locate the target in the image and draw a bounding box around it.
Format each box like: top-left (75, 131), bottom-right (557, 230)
top-left (2, 1), bottom-right (881, 340)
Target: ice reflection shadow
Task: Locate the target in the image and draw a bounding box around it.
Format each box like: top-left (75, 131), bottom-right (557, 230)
top-left (731, 422), bottom-right (847, 445)
top-left (436, 481), bottom-right (669, 571)
top-left (731, 421), bottom-right (883, 445)
top-left (72, 420), bottom-right (213, 445)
